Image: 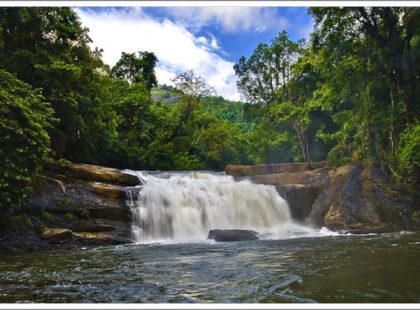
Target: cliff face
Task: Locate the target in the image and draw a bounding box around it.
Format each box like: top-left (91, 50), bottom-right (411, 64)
top-left (1, 163), bottom-right (141, 253)
top-left (225, 162), bottom-right (420, 232)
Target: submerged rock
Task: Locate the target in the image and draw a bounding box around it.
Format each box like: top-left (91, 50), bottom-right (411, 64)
top-left (207, 229), bottom-right (259, 242)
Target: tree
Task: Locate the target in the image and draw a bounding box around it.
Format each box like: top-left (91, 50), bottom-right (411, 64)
top-left (0, 69), bottom-right (54, 213)
top-left (309, 7), bottom-right (420, 177)
top-left (171, 70), bottom-right (215, 99)
top-left (166, 70), bottom-right (215, 143)
top-left (234, 31), bottom-right (302, 104)
top-left (111, 51), bottom-right (158, 92)
top-left (0, 8), bottom-right (116, 163)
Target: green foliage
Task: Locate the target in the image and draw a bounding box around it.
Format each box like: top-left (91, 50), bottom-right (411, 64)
top-left (0, 69), bottom-right (54, 212)
top-left (0, 7), bottom-right (117, 163)
top-left (7, 214), bottom-right (33, 232)
top-left (234, 31), bottom-right (303, 104)
top-left (397, 123), bottom-right (420, 182)
top-left (60, 196), bottom-right (71, 207)
top-left (308, 7), bottom-right (420, 180)
top-left (63, 212), bottom-right (75, 221)
top-left (111, 51), bottom-right (158, 92)
top-left (40, 209), bottom-right (52, 221)
top-left (78, 206), bottom-right (91, 219)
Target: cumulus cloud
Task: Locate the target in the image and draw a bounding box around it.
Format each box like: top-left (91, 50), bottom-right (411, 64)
top-left (166, 7), bottom-right (288, 33)
top-left (76, 8), bottom-right (240, 100)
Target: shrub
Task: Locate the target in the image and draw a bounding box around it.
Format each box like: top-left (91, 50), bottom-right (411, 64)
top-left (397, 123), bottom-right (420, 183)
top-left (0, 69), bottom-right (54, 214)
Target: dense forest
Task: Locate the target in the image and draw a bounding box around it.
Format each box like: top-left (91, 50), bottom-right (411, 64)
top-left (1, 7), bottom-right (419, 216)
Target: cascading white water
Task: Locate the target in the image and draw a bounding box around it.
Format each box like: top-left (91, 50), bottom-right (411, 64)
top-left (125, 171), bottom-right (322, 243)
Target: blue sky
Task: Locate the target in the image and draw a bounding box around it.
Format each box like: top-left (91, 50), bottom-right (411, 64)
top-left (76, 7), bottom-right (313, 100)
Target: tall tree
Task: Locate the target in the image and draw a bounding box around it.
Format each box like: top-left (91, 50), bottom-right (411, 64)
top-left (0, 8), bottom-right (115, 162)
top-left (234, 31), bottom-right (302, 104)
top-left (111, 51), bottom-right (158, 92)
top-left (310, 7), bottom-right (420, 177)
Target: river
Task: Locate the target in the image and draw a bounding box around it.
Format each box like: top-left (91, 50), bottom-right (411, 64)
top-left (0, 171), bottom-right (419, 303)
top-left (1, 232), bottom-right (420, 302)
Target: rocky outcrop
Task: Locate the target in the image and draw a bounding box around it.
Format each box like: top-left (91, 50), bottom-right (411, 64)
top-left (225, 162), bottom-right (420, 232)
top-left (6, 163), bottom-right (142, 252)
top-left (208, 229), bottom-right (259, 242)
top-left (308, 164), bottom-right (420, 231)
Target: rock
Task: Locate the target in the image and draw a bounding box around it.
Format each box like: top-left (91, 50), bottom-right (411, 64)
top-left (72, 232), bottom-right (132, 245)
top-left (68, 163), bottom-right (140, 186)
top-left (71, 221), bottom-right (115, 233)
top-left (226, 161), bottom-right (419, 232)
top-left (42, 228), bottom-right (73, 243)
top-left (24, 176), bottom-right (132, 222)
top-left (207, 229), bottom-right (259, 242)
top-left (89, 182), bottom-right (126, 199)
top-left (225, 162), bottom-right (326, 177)
top-left (248, 168), bottom-right (330, 187)
top-left (307, 164), bottom-right (420, 230)
top-left (276, 184), bottom-right (321, 221)
top-left (250, 172), bottom-right (303, 185)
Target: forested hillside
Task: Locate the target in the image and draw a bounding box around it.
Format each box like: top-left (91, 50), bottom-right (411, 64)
top-left (1, 7), bottom-right (419, 216)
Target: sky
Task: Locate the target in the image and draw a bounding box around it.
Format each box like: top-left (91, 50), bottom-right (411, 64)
top-left (76, 7), bottom-right (313, 101)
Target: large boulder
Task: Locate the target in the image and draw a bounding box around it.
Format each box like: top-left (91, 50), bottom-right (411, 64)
top-left (307, 164), bottom-right (420, 231)
top-left (67, 163), bottom-right (140, 186)
top-left (207, 229), bottom-right (259, 242)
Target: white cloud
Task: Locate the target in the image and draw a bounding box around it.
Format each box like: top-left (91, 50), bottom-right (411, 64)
top-left (166, 7), bottom-right (288, 33)
top-left (76, 8), bottom-right (240, 101)
top-left (210, 34), bottom-right (219, 49)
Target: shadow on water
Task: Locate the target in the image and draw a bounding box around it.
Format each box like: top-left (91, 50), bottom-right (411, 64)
top-left (1, 231), bottom-right (420, 303)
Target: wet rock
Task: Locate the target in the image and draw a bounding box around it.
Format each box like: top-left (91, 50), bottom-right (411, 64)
top-left (72, 231), bottom-right (132, 245)
top-left (308, 164), bottom-right (420, 230)
top-left (276, 184), bottom-right (321, 221)
top-left (68, 163), bottom-right (140, 186)
top-left (42, 228), bottom-right (73, 243)
top-left (207, 229), bottom-right (259, 242)
top-left (226, 161), bottom-right (420, 232)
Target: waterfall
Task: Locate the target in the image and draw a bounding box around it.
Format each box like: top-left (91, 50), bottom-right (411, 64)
top-left (125, 171), bottom-right (314, 243)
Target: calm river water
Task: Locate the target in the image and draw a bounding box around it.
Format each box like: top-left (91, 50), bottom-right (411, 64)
top-left (1, 231), bottom-right (420, 303)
